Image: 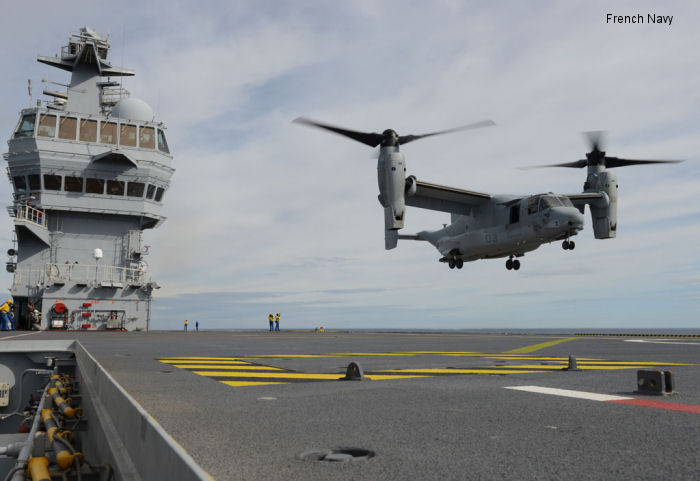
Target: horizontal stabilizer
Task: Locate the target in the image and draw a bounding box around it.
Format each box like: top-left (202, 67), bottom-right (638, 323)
top-left (398, 234), bottom-right (425, 241)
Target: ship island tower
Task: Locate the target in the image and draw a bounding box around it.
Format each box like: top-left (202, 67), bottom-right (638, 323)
top-left (4, 28), bottom-right (173, 330)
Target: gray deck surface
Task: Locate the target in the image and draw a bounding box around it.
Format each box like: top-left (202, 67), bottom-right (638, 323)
top-left (3, 330), bottom-right (698, 481)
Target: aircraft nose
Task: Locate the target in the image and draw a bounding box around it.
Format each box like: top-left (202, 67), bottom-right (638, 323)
top-left (566, 208), bottom-right (585, 230)
top-left (547, 207), bottom-right (584, 230)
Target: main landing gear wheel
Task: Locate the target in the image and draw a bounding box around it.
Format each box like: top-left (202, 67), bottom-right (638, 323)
top-left (448, 258), bottom-right (456, 269)
top-left (455, 259), bottom-right (463, 269)
top-left (506, 257), bottom-right (520, 271)
top-left (562, 240), bottom-right (576, 250)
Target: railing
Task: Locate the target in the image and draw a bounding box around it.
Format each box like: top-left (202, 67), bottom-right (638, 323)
top-left (11, 263), bottom-right (149, 291)
top-left (46, 263), bottom-right (149, 285)
top-left (15, 204), bottom-right (48, 229)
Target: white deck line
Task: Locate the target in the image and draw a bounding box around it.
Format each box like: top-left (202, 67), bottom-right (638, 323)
top-left (504, 385), bottom-right (633, 402)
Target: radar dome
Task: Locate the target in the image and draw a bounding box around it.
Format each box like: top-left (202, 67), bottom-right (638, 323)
top-left (112, 97), bottom-right (154, 122)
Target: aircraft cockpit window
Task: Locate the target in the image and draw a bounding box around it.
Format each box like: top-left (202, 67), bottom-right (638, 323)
top-left (157, 130), bottom-right (169, 153)
top-left (539, 195), bottom-right (563, 211)
top-left (14, 114), bottom-right (36, 138)
top-left (527, 197), bottom-right (538, 215)
top-left (559, 196), bottom-right (574, 208)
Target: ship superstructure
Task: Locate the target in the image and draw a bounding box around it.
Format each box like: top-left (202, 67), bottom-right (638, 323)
top-left (3, 27), bottom-right (174, 330)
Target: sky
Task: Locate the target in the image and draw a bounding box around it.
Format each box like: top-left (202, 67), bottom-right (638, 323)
top-left (0, 1), bottom-right (698, 330)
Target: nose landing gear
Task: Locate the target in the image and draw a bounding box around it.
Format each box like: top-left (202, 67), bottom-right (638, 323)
top-left (562, 239), bottom-right (576, 250)
top-left (505, 256), bottom-right (520, 271)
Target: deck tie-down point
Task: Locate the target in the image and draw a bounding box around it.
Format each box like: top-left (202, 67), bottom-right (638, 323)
top-left (637, 369), bottom-right (675, 395)
top-left (340, 362), bottom-right (365, 381)
top-left (562, 355), bottom-right (581, 371)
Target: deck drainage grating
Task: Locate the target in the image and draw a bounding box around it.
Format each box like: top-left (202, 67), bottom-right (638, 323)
top-left (298, 448), bottom-right (375, 462)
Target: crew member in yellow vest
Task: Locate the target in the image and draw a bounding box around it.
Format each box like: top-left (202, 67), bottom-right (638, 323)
top-left (268, 313), bottom-right (274, 331)
top-left (275, 313), bottom-right (280, 331)
top-left (184, 319), bottom-right (188, 332)
top-left (0, 299), bottom-right (14, 331)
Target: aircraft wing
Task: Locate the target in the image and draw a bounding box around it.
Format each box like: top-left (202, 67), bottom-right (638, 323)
top-left (406, 180), bottom-right (491, 215)
top-left (564, 192), bottom-right (606, 213)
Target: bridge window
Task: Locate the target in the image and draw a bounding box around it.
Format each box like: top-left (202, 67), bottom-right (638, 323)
top-left (13, 176), bottom-right (27, 193)
top-left (120, 124), bottom-right (137, 147)
top-left (86, 178), bottom-right (105, 194)
top-left (100, 122), bottom-right (117, 144)
top-left (139, 127), bottom-right (155, 149)
top-left (14, 114), bottom-right (36, 138)
top-left (43, 174), bottom-right (62, 191)
top-left (64, 176), bottom-right (84, 193)
top-left (37, 114), bottom-right (57, 138)
top-left (157, 129), bottom-right (169, 153)
top-left (58, 117), bottom-right (77, 140)
top-left (154, 187), bottom-right (165, 202)
top-left (146, 184), bottom-right (156, 199)
top-left (127, 182), bottom-right (145, 197)
top-left (107, 180), bottom-right (125, 196)
top-left (28, 174), bottom-right (40, 190)
top-left (79, 119), bottom-right (97, 142)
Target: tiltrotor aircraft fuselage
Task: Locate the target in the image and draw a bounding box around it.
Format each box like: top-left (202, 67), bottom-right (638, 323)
top-left (295, 118), bottom-right (681, 270)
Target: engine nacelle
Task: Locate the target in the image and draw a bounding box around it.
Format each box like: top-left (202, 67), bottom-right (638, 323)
top-left (585, 169), bottom-right (618, 239)
top-left (377, 149), bottom-right (406, 230)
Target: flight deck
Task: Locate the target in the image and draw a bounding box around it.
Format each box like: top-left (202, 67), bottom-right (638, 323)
top-left (1, 330), bottom-right (697, 481)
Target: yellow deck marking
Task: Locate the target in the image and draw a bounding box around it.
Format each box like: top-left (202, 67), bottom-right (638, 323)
top-left (221, 381), bottom-right (289, 387)
top-left (375, 369), bottom-right (546, 374)
top-left (159, 359), bottom-right (249, 365)
top-left (158, 357), bottom-right (245, 360)
top-left (194, 371), bottom-right (346, 380)
top-left (504, 337), bottom-right (579, 354)
top-left (170, 365), bottom-right (285, 370)
top-left (162, 350), bottom-right (691, 388)
top-left (575, 361), bottom-right (691, 366)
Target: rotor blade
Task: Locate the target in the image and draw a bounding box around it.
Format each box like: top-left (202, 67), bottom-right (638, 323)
top-left (293, 117), bottom-right (383, 147)
top-left (398, 120), bottom-right (496, 145)
top-left (519, 160), bottom-right (588, 170)
top-left (584, 131), bottom-right (605, 152)
top-left (604, 157), bottom-right (684, 168)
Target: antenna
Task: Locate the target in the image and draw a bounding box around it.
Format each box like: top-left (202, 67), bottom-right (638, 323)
top-left (27, 79), bottom-right (32, 107)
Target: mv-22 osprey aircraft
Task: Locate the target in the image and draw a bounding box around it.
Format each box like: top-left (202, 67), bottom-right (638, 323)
top-left (294, 118), bottom-right (682, 270)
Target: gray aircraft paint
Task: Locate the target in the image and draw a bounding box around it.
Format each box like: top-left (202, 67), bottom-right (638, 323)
top-left (4, 28), bottom-right (173, 330)
top-left (295, 119), bottom-right (678, 271)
